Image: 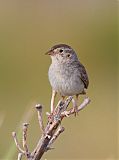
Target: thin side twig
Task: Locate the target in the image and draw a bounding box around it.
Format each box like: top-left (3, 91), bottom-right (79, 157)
top-left (47, 126), bottom-right (65, 150)
top-left (22, 123), bottom-right (30, 157)
top-left (35, 104), bottom-right (44, 133)
top-left (12, 132), bottom-right (25, 154)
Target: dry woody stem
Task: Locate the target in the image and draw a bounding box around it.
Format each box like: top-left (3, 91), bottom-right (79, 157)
top-left (35, 104), bottom-right (44, 133)
top-left (18, 153), bottom-right (23, 160)
top-left (12, 97), bottom-right (90, 160)
top-left (22, 123), bottom-right (30, 158)
top-left (12, 132), bottom-right (25, 154)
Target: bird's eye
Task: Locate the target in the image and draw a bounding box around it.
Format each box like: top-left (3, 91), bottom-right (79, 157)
top-left (67, 54), bottom-right (71, 58)
top-left (59, 49), bottom-right (63, 53)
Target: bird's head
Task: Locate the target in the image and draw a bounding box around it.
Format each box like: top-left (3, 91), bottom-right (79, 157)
top-left (45, 44), bottom-right (78, 64)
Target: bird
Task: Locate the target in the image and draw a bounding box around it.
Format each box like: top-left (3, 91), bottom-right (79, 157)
top-left (45, 44), bottom-right (89, 115)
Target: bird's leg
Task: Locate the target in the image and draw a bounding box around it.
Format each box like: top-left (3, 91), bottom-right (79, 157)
top-left (72, 95), bottom-right (79, 116)
top-left (51, 90), bottom-right (57, 114)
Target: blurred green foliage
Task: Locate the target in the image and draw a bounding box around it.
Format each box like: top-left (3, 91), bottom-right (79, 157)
top-left (0, 0), bottom-right (118, 159)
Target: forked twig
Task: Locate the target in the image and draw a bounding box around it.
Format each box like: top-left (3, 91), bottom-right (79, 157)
top-left (12, 97), bottom-right (90, 160)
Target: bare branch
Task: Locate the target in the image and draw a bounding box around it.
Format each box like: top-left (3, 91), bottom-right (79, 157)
top-left (12, 96), bottom-right (90, 160)
top-left (12, 132), bottom-right (25, 154)
top-left (22, 123), bottom-right (30, 158)
top-left (35, 104), bottom-right (44, 133)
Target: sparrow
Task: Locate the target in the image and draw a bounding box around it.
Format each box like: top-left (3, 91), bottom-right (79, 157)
top-left (46, 44), bottom-right (89, 114)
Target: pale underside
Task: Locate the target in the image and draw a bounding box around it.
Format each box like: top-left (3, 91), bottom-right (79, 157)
top-left (48, 62), bottom-right (85, 96)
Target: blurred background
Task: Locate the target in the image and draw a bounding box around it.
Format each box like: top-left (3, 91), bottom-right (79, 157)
top-left (0, 0), bottom-right (118, 160)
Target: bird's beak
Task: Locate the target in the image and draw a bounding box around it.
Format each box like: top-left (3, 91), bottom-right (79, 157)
top-left (45, 49), bottom-right (53, 55)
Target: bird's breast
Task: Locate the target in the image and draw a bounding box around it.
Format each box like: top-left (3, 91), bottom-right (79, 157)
top-left (48, 63), bottom-right (84, 96)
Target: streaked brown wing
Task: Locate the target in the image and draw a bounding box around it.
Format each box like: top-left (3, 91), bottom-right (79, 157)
top-left (78, 62), bottom-right (89, 89)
